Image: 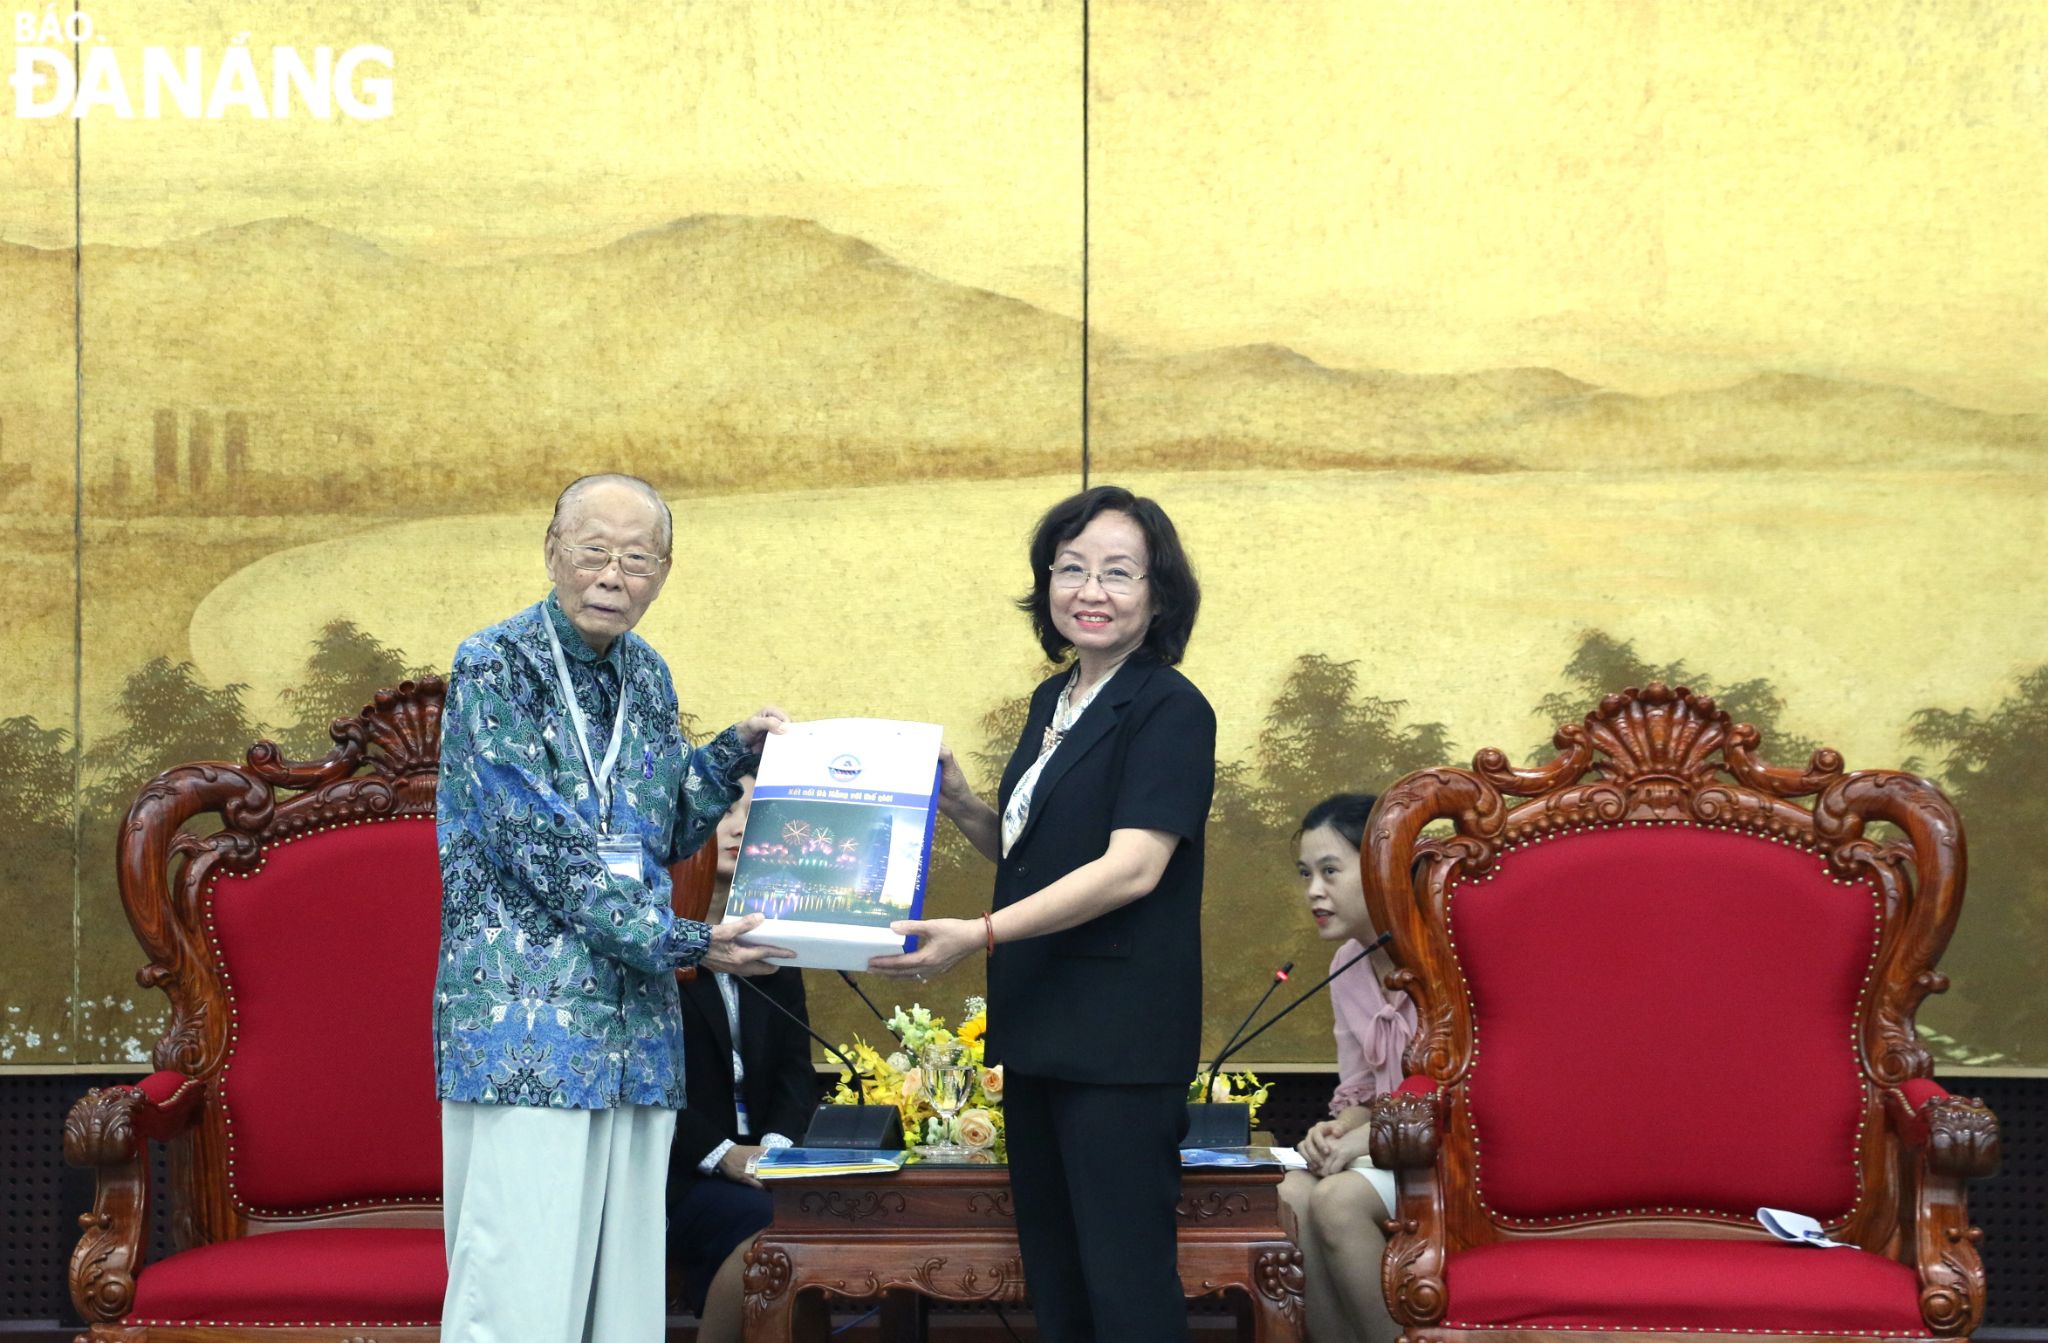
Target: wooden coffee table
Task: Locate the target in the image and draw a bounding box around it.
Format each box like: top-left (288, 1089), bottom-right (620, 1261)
top-left (741, 1163), bottom-right (1304, 1342)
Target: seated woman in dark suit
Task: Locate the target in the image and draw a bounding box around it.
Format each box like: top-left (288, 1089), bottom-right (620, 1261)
top-left (667, 754), bottom-right (819, 1343)
top-left (871, 485), bottom-right (1216, 1343)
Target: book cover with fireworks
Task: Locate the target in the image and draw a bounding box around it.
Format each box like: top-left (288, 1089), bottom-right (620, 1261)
top-left (726, 718), bottom-right (944, 972)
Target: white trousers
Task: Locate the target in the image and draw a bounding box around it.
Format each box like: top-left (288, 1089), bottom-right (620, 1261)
top-left (441, 1101), bottom-right (677, 1343)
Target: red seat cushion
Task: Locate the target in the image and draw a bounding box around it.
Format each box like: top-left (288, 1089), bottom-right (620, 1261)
top-left (207, 818), bottom-right (444, 1212)
top-left (1444, 1238), bottom-right (1929, 1336)
top-left (1452, 826), bottom-right (1877, 1221)
top-left (127, 1227), bottom-right (444, 1326)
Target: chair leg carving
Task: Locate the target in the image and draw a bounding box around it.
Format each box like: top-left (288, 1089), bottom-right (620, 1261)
top-left (1911, 1095), bottom-right (1998, 1333)
top-left (1916, 1220), bottom-right (1988, 1336)
top-left (71, 1205), bottom-right (141, 1325)
top-left (743, 1243), bottom-right (801, 1343)
top-left (1374, 1134), bottom-right (1450, 1331)
top-left (1253, 1244), bottom-right (1306, 1334)
top-left (1383, 1214), bottom-right (1448, 1328)
top-left (64, 1087), bottom-right (150, 1325)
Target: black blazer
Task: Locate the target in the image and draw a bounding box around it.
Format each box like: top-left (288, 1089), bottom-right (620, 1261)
top-left (669, 965), bottom-right (819, 1198)
top-left (983, 652), bottom-right (1216, 1086)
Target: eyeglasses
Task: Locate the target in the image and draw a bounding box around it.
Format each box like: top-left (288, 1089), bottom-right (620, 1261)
top-left (1048, 562), bottom-right (1147, 596)
top-left (557, 541), bottom-right (670, 578)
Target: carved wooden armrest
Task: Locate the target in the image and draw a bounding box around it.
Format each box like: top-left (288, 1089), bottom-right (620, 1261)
top-left (1885, 1080), bottom-right (2001, 1177)
top-left (1925, 1095), bottom-right (2001, 1179)
top-left (1883, 1081), bottom-right (1999, 1335)
top-left (64, 1072), bottom-right (204, 1324)
top-left (1368, 1077), bottom-right (1442, 1171)
top-left (1369, 1078), bottom-right (1448, 1328)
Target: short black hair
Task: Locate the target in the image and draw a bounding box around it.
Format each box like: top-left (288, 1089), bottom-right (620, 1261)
top-left (1297, 793), bottom-right (1378, 851)
top-left (730, 751), bottom-right (762, 784)
top-left (1017, 485), bottom-right (1201, 665)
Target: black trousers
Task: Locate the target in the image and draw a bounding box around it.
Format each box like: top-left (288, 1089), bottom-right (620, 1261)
top-left (666, 1174), bottom-right (774, 1313)
top-left (1003, 1070), bottom-right (1190, 1343)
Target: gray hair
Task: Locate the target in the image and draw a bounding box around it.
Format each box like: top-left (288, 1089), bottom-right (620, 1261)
top-left (548, 474), bottom-right (674, 554)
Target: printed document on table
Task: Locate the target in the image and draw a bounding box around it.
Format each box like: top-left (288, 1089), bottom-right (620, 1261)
top-left (724, 718), bottom-right (943, 972)
top-left (752, 1147), bottom-right (910, 1180)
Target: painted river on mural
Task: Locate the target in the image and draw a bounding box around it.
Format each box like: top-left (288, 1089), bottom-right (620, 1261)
top-left (187, 468), bottom-right (2048, 773)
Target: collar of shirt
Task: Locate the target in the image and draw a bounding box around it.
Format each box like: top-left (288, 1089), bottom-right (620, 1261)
top-left (543, 591), bottom-right (627, 670)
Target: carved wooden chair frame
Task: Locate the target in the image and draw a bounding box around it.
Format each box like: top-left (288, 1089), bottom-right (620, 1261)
top-left (66, 679), bottom-right (448, 1341)
top-left (1363, 684), bottom-right (2002, 1341)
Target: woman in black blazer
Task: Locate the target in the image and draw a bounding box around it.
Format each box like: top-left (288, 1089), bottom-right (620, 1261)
top-left (872, 485), bottom-right (1215, 1343)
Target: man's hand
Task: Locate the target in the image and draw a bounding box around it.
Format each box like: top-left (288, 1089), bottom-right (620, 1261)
top-left (703, 912), bottom-right (796, 977)
top-left (738, 705), bottom-right (793, 752)
top-left (717, 1144), bottom-right (766, 1188)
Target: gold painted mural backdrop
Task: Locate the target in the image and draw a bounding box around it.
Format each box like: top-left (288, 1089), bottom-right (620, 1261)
top-left (3, 0), bottom-right (2045, 1071)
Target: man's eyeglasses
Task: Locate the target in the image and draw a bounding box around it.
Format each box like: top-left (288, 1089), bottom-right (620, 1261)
top-left (1048, 562), bottom-right (1147, 596)
top-left (559, 542), bottom-right (669, 578)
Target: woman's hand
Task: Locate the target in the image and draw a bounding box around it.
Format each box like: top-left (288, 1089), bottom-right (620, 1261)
top-left (866, 918), bottom-right (983, 980)
top-left (700, 912), bottom-right (796, 977)
top-left (1311, 1119), bottom-right (1378, 1178)
top-left (1297, 1118), bottom-right (1346, 1170)
top-left (935, 744), bottom-right (979, 817)
top-left (737, 705), bottom-right (793, 752)
top-left (933, 743), bottom-right (1001, 863)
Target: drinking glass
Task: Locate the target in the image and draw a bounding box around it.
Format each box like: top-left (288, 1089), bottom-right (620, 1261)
top-left (917, 1040), bottom-right (974, 1160)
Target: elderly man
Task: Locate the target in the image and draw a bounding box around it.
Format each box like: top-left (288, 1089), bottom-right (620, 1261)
top-left (434, 473), bottom-right (792, 1342)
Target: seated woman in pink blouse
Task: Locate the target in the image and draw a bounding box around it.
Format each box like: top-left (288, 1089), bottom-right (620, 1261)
top-left (1277, 793), bottom-right (1417, 1343)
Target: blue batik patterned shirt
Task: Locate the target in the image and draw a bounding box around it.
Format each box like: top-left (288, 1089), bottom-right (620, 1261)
top-left (433, 594), bottom-right (744, 1109)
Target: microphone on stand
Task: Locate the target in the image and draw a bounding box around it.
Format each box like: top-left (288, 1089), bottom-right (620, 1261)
top-left (1183, 933), bottom-right (1392, 1149)
top-left (838, 970), bottom-right (908, 1043)
top-left (1202, 962), bottom-right (1294, 1100)
top-left (734, 974), bottom-right (904, 1150)
top-left (1213, 930), bottom-right (1392, 1075)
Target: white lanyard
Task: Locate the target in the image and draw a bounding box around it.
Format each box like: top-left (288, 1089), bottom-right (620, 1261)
top-left (716, 972), bottom-right (751, 1134)
top-left (542, 610), bottom-right (630, 833)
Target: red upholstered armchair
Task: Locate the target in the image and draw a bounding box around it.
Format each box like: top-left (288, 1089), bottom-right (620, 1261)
top-left (66, 681), bottom-right (449, 1341)
top-left (1365, 684), bottom-right (2001, 1343)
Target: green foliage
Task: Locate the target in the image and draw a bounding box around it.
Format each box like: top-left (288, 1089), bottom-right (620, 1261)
top-left (1251, 654), bottom-right (1452, 831)
top-left (1204, 655), bottom-right (1453, 1057)
top-left (969, 679), bottom-right (1043, 791)
top-left (1533, 629), bottom-right (1821, 764)
top-left (274, 619), bottom-right (437, 758)
top-left (963, 651), bottom-right (1449, 848)
top-left (1913, 1024), bottom-right (2009, 1070)
top-left (67, 658), bottom-right (263, 1055)
top-left (12, 623), bottom-right (2043, 1070)
top-left (0, 715), bottom-right (77, 1061)
top-left (81, 657), bottom-right (260, 818)
top-left (0, 714), bottom-right (71, 831)
top-left (1906, 665), bottom-right (2048, 1060)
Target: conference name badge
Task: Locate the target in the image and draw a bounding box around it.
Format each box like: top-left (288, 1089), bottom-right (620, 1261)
top-left (597, 834), bottom-right (641, 882)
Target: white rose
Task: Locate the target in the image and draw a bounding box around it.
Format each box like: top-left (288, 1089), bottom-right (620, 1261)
top-left (956, 1108), bottom-right (998, 1150)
